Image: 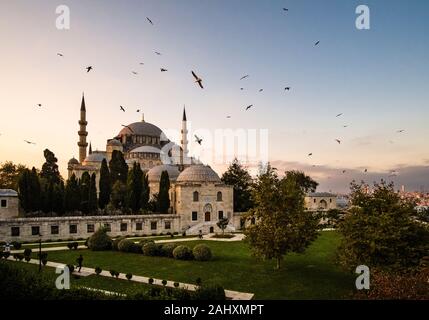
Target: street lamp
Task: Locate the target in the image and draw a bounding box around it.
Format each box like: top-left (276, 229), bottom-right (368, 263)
top-left (38, 233), bottom-right (42, 272)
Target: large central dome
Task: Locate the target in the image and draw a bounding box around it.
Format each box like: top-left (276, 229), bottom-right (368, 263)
top-left (118, 121), bottom-right (164, 137)
top-left (176, 165), bottom-right (221, 183)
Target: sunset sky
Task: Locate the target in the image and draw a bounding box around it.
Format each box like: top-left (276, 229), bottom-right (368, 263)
top-left (0, 0), bottom-right (428, 192)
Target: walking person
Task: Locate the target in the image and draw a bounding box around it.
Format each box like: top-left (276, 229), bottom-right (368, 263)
top-left (76, 254), bottom-right (83, 272)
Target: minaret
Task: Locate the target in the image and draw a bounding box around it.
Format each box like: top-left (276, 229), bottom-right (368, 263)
top-left (78, 93), bottom-right (88, 163)
top-left (180, 106), bottom-right (189, 165)
top-left (89, 142), bottom-right (92, 155)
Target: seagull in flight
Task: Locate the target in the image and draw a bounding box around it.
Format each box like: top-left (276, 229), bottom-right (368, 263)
top-left (191, 71), bottom-right (203, 89)
top-left (139, 62), bottom-right (144, 65)
top-left (57, 53), bottom-right (64, 57)
top-left (336, 113), bottom-right (343, 117)
top-left (364, 169), bottom-right (368, 173)
top-left (121, 125), bottom-right (134, 133)
top-left (342, 170), bottom-right (347, 174)
top-left (36, 104), bottom-right (42, 107)
top-left (315, 41), bottom-right (320, 46)
top-left (259, 89), bottom-right (263, 92)
top-left (245, 105), bottom-right (253, 111)
top-left (335, 139), bottom-right (341, 144)
top-left (308, 153), bottom-right (313, 157)
top-left (283, 8), bottom-right (289, 12)
top-left (146, 17), bottom-right (154, 25)
top-left (136, 109), bottom-right (140, 113)
top-left (195, 135), bottom-right (203, 145)
top-left (24, 140), bottom-right (36, 145)
top-left (132, 71), bottom-right (138, 75)
top-left (160, 68), bottom-right (168, 72)
top-left (226, 116), bottom-right (231, 119)
top-left (86, 66), bottom-right (93, 73)
top-left (240, 75), bottom-right (249, 80)
top-left (343, 125), bottom-right (348, 128)
top-left (120, 106), bottom-right (126, 112)
top-left (284, 87), bottom-right (291, 91)
top-left (155, 51), bottom-right (162, 55)
top-left (396, 129), bottom-right (405, 133)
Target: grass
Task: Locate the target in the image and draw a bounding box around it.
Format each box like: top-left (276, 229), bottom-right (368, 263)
top-left (36, 231), bottom-right (354, 299)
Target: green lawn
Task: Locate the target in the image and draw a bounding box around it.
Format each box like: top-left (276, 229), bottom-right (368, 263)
top-left (38, 231), bottom-right (354, 299)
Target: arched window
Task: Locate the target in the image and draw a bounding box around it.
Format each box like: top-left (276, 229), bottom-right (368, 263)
top-left (217, 191), bottom-right (222, 201)
top-left (193, 191), bottom-right (199, 202)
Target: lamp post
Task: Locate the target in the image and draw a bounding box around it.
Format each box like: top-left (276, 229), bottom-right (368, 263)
top-left (38, 233), bottom-right (42, 272)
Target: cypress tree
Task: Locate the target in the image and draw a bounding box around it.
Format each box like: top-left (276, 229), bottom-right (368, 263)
top-left (157, 170), bottom-right (170, 213)
top-left (29, 167), bottom-right (41, 211)
top-left (109, 150), bottom-right (128, 185)
top-left (141, 172), bottom-right (150, 211)
top-left (64, 174), bottom-right (80, 212)
top-left (18, 169), bottom-right (31, 212)
top-left (40, 149), bottom-right (62, 185)
top-left (80, 172), bottom-right (91, 214)
top-left (126, 162), bottom-right (143, 212)
top-left (98, 159), bottom-right (111, 209)
top-left (52, 181), bottom-right (65, 215)
top-left (88, 173), bottom-right (98, 214)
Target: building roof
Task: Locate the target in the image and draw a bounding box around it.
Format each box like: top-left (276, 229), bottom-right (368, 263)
top-left (0, 189), bottom-right (18, 197)
top-left (107, 138), bottom-right (122, 147)
top-left (129, 145), bottom-right (162, 154)
top-left (176, 164), bottom-right (221, 183)
top-left (147, 164), bottom-right (180, 182)
top-left (83, 151), bottom-right (106, 163)
top-left (308, 192), bottom-right (337, 197)
top-left (68, 157), bottom-right (79, 165)
top-left (117, 121), bottom-right (163, 137)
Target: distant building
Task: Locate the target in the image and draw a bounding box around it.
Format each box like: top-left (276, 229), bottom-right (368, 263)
top-left (305, 192), bottom-right (337, 211)
top-left (0, 189), bottom-right (19, 219)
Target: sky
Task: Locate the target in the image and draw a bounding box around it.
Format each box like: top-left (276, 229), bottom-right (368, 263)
top-left (0, 0), bottom-right (428, 193)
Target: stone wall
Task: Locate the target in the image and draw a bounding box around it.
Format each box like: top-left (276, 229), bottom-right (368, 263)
top-left (0, 214), bottom-right (181, 242)
top-left (0, 196), bottom-right (19, 219)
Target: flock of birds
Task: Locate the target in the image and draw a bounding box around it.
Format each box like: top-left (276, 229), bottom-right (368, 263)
top-left (8, 8), bottom-right (409, 179)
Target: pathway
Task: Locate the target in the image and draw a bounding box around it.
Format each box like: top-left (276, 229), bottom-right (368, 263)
top-left (6, 257), bottom-right (254, 300)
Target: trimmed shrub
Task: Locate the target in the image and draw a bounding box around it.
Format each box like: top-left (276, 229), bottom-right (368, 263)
top-left (25, 255), bottom-right (31, 263)
top-left (2, 252), bottom-right (10, 259)
top-left (193, 284), bottom-right (226, 300)
top-left (114, 271), bottom-right (120, 278)
top-left (23, 248), bottom-right (32, 257)
top-left (138, 239), bottom-right (154, 248)
top-left (162, 243), bottom-right (178, 258)
top-left (192, 244), bottom-right (212, 261)
top-left (17, 254), bottom-right (24, 261)
top-left (11, 241), bottom-right (21, 250)
top-left (196, 277), bottom-right (202, 286)
top-left (173, 245), bottom-right (193, 260)
top-left (126, 273), bottom-right (133, 280)
top-left (67, 242), bottom-right (74, 250)
top-left (87, 227), bottom-right (112, 251)
top-left (118, 239), bottom-right (141, 253)
top-left (142, 242), bottom-right (158, 256)
top-left (95, 267), bottom-right (102, 275)
top-left (173, 282), bottom-right (180, 288)
top-left (112, 236), bottom-right (126, 251)
top-left (41, 258), bottom-right (48, 266)
top-left (162, 279), bottom-right (167, 286)
top-left (67, 264), bottom-right (75, 273)
top-left (72, 242), bottom-right (79, 250)
top-left (109, 270), bottom-right (116, 277)
top-left (148, 278), bottom-right (154, 284)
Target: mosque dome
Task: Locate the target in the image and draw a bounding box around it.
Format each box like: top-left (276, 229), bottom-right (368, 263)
top-left (107, 139), bottom-right (122, 146)
top-left (118, 120), bottom-right (163, 137)
top-left (68, 157), bottom-right (79, 166)
top-left (129, 146), bottom-right (162, 154)
top-left (176, 164), bottom-right (221, 183)
top-left (147, 164), bottom-right (180, 183)
top-left (83, 151), bottom-right (106, 163)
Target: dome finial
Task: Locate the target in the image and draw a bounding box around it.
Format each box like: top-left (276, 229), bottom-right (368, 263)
top-left (141, 112), bottom-right (145, 122)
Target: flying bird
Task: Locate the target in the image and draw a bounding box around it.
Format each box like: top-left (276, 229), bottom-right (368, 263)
top-left (240, 88), bottom-right (244, 90)
top-left (146, 17), bottom-right (153, 25)
top-left (226, 116), bottom-right (231, 119)
top-left (194, 135), bottom-right (202, 145)
top-left (36, 104), bottom-right (42, 107)
top-left (155, 51), bottom-right (162, 55)
top-left (259, 89), bottom-right (263, 92)
top-left (283, 8), bottom-right (289, 11)
top-left (191, 71), bottom-right (203, 89)
top-left (240, 75), bottom-right (249, 80)
top-left (364, 169), bottom-right (368, 173)
top-left (57, 53), bottom-right (63, 57)
top-left (335, 139), bottom-right (341, 144)
top-left (314, 41), bottom-right (320, 46)
top-left (160, 68), bottom-right (168, 72)
top-left (120, 106), bottom-right (125, 112)
top-left (396, 129), bottom-right (405, 133)
top-left (136, 109), bottom-right (140, 112)
top-left (132, 71), bottom-right (138, 75)
top-left (284, 87), bottom-right (291, 91)
top-left (308, 153), bottom-right (313, 157)
top-left (24, 140), bottom-right (36, 145)
top-left (139, 62), bottom-right (144, 65)
top-left (86, 66), bottom-right (93, 73)
top-left (121, 125), bottom-right (134, 133)
top-left (336, 113), bottom-right (343, 117)
top-left (343, 125), bottom-right (348, 128)
top-left (342, 170), bottom-right (346, 174)
top-left (245, 105), bottom-right (253, 111)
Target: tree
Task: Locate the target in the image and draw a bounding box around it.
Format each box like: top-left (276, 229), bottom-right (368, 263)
top-left (216, 217), bottom-right (229, 235)
top-left (126, 162), bottom-right (143, 212)
top-left (28, 167), bottom-right (41, 211)
top-left (64, 174), bottom-right (80, 212)
top-left (0, 161), bottom-right (27, 190)
top-left (221, 158), bottom-right (254, 212)
top-left (40, 149), bottom-right (62, 185)
top-left (109, 150), bottom-right (128, 185)
top-left (18, 169), bottom-right (31, 212)
top-left (98, 159), bottom-right (111, 209)
top-left (79, 172), bottom-right (91, 214)
top-left (337, 180), bottom-right (429, 272)
top-left (88, 173), bottom-right (98, 213)
top-left (245, 165), bottom-right (320, 269)
top-left (110, 181), bottom-right (126, 210)
top-left (141, 172), bottom-right (150, 211)
top-left (52, 181), bottom-right (65, 215)
top-left (157, 170), bottom-right (170, 213)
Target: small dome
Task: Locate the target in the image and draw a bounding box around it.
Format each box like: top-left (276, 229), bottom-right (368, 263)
top-left (84, 151), bottom-right (106, 163)
top-left (68, 157), bottom-right (79, 165)
top-left (107, 139), bottom-right (122, 147)
top-left (176, 165), bottom-right (221, 183)
top-left (147, 164), bottom-right (180, 183)
top-left (130, 146), bottom-right (161, 154)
